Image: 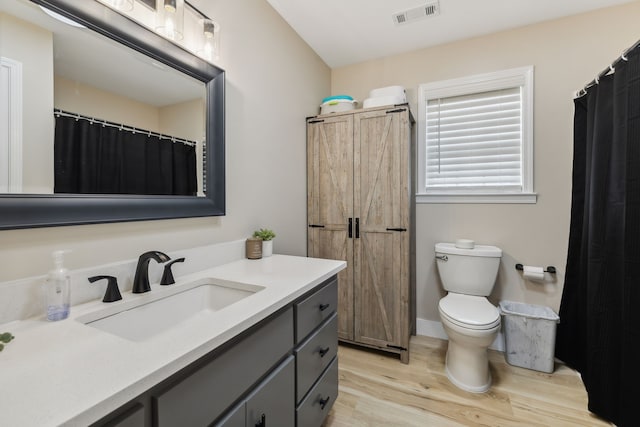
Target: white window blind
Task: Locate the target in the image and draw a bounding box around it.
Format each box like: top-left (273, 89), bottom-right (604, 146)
top-left (417, 66), bottom-right (535, 203)
top-left (426, 87), bottom-right (522, 191)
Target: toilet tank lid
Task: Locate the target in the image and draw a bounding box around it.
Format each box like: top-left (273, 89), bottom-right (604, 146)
top-left (435, 243), bottom-right (502, 258)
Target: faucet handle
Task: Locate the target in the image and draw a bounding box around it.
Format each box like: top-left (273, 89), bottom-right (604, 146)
top-left (160, 258), bottom-right (185, 286)
top-left (88, 275), bottom-right (122, 303)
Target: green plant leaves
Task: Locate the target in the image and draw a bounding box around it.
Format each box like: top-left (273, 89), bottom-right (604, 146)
top-left (253, 228), bottom-right (275, 241)
top-left (0, 332), bottom-right (15, 351)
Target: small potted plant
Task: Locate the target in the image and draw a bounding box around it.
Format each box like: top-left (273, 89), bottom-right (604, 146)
top-left (253, 228), bottom-right (276, 257)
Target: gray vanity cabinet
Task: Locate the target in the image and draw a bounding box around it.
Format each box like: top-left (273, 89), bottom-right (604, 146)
top-left (296, 358), bottom-right (338, 427)
top-left (294, 279), bottom-right (339, 425)
top-left (214, 356), bottom-right (295, 427)
top-left (153, 307), bottom-right (293, 426)
top-left (245, 355), bottom-right (295, 427)
top-left (214, 403), bottom-right (245, 427)
top-left (91, 276), bottom-right (338, 427)
top-left (102, 404), bottom-right (145, 427)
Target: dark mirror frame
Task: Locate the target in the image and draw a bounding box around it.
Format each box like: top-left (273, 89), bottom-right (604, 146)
top-left (0, 0), bottom-right (225, 230)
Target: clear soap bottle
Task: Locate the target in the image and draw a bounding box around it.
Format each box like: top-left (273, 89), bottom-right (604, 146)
top-left (45, 250), bottom-right (71, 321)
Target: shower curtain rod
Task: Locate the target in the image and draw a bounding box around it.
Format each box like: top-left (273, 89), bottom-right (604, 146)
top-left (575, 38), bottom-right (640, 98)
top-left (53, 109), bottom-right (199, 146)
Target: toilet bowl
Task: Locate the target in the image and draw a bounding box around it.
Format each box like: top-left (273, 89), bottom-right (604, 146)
top-left (438, 293), bottom-right (500, 392)
top-left (435, 242), bottom-right (502, 393)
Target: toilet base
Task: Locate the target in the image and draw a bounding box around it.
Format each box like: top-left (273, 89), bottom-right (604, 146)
top-left (445, 345), bottom-right (491, 393)
top-left (441, 321), bottom-right (498, 393)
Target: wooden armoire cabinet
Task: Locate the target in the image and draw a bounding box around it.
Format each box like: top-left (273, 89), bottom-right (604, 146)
top-left (306, 104), bottom-right (415, 363)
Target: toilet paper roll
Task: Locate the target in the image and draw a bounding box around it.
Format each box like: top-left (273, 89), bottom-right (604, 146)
top-left (522, 265), bottom-right (545, 281)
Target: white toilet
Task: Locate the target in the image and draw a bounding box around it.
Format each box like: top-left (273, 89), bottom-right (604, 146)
top-left (435, 241), bottom-right (502, 393)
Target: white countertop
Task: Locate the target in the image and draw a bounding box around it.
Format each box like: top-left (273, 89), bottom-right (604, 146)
top-left (0, 255), bottom-right (345, 426)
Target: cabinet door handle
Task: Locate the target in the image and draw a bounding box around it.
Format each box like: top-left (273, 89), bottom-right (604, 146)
top-left (386, 227), bottom-right (407, 232)
top-left (355, 218), bottom-right (360, 238)
top-left (318, 347), bottom-right (330, 357)
top-left (319, 395), bottom-right (331, 410)
top-left (348, 218), bottom-right (353, 238)
top-left (309, 224), bottom-right (325, 228)
top-left (319, 303), bottom-right (330, 311)
top-left (255, 413), bottom-right (266, 427)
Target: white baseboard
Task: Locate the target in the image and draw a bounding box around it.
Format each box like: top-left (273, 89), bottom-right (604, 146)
top-left (416, 318), bottom-right (505, 352)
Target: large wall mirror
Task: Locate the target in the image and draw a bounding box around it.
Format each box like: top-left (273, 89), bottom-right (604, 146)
top-left (0, 0), bottom-right (225, 229)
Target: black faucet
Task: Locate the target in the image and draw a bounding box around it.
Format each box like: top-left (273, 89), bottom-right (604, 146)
top-left (160, 257), bottom-right (185, 286)
top-left (88, 275), bottom-right (122, 303)
top-left (132, 251), bottom-right (170, 293)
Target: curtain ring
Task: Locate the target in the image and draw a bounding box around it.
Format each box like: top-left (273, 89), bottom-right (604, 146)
top-left (609, 64), bottom-right (615, 74)
top-left (595, 76), bottom-right (599, 85)
top-left (621, 51), bottom-right (628, 61)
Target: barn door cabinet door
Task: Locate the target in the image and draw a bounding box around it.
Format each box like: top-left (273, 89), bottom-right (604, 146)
top-left (307, 106), bottom-right (415, 363)
top-left (307, 114), bottom-right (355, 341)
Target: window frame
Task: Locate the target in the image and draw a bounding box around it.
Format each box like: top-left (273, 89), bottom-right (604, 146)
top-left (416, 66), bottom-right (536, 204)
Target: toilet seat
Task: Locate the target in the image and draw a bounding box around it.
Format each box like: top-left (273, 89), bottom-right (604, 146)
top-left (439, 294), bottom-right (500, 330)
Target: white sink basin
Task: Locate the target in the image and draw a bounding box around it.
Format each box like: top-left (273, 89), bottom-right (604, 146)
top-left (77, 279), bottom-right (264, 342)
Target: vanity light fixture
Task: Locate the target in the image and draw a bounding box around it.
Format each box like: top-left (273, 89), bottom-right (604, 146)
top-left (108, 0), bottom-right (134, 12)
top-left (156, 0), bottom-right (184, 41)
top-left (197, 18), bottom-right (220, 62)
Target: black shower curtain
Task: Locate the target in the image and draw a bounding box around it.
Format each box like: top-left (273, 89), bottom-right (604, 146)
top-left (54, 115), bottom-right (197, 196)
top-left (556, 48), bottom-right (640, 426)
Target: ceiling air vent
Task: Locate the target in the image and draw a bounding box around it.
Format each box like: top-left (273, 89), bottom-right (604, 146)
top-left (393, 1), bottom-right (440, 25)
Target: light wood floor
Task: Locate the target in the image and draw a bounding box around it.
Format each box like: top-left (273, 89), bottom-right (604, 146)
top-left (324, 335), bottom-right (610, 427)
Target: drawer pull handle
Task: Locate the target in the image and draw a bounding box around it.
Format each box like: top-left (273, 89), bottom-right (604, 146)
top-left (319, 395), bottom-right (331, 410)
top-left (255, 413), bottom-right (266, 427)
top-left (318, 347), bottom-right (330, 357)
top-left (319, 303), bottom-right (330, 311)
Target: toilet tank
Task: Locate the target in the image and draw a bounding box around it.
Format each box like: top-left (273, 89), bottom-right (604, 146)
top-left (435, 243), bottom-right (502, 296)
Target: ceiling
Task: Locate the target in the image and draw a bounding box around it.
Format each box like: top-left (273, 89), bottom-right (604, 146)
top-left (265, 0), bottom-right (636, 68)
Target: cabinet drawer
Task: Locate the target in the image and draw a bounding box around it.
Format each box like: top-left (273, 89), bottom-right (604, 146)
top-left (295, 313), bottom-right (337, 403)
top-left (295, 277), bottom-right (337, 343)
top-left (296, 357), bottom-right (338, 427)
top-left (153, 307), bottom-right (293, 427)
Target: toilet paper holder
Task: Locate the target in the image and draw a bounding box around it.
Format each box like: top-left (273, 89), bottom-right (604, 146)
top-left (515, 263), bottom-right (556, 274)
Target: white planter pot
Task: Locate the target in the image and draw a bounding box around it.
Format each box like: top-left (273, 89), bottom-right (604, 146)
top-left (262, 240), bottom-right (273, 257)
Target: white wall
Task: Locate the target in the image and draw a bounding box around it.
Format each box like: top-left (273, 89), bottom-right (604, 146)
top-left (0, 13), bottom-right (53, 194)
top-left (0, 0), bottom-right (330, 282)
top-left (331, 2), bottom-right (640, 322)
top-left (55, 76), bottom-right (160, 132)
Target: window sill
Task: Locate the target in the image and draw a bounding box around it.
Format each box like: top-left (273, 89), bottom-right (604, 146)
top-left (416, 193), bottom-right (538, 204)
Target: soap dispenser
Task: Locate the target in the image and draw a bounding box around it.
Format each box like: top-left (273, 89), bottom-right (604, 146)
top-left (45, 250), bottom-right (71, 321)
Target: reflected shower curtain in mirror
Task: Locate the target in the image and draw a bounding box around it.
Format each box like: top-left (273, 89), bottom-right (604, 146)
top-left (556, 47), bottom-right (640, 427)
top-left (54, 114), bottom-right (197, 196)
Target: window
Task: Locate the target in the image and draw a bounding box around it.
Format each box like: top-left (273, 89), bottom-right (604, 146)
top-left (417, 67), bottom-right (535, 203)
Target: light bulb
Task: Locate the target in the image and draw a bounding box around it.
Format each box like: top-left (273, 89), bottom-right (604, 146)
top-left (164, 0), bottom-right (176, 12)
top-left (203, 20), bottom-right (215, 39)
